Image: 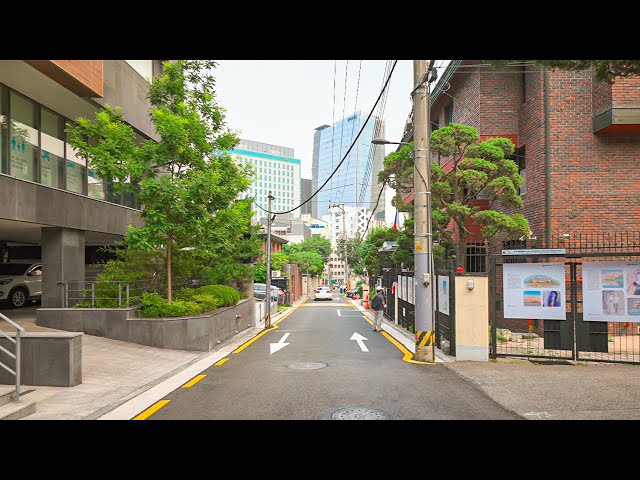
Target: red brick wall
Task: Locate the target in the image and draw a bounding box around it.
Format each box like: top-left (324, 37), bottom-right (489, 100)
top-left (480, 66), bottom-right (521, 136)
top-left (592, 76), bottom-right (612, 117)
top-left (515, 66), bottom-right (547, 245)
top-left (611, 76), bottom-right (640, 108)
top-left (547, 69), bottom-right (640, 236)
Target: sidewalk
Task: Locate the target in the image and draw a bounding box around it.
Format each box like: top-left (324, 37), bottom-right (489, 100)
top-left (4, 296), bottom-right (640, 420)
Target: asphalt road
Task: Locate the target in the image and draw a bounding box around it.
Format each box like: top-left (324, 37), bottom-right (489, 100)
top-left (143, 294), bottom-right (521, 420)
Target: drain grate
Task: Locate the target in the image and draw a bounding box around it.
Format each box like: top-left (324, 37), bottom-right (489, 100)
top-left (287, 362), bottom-right (327, 370)
top-left (331, 407), bottom-right (389, 420)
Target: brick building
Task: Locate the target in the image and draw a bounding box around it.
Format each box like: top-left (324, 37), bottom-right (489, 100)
top-left (423, 60), bottom-right (640, 262)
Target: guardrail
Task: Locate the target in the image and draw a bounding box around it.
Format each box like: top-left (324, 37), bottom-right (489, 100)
top-left (0, 311), bottom-right (25, 401)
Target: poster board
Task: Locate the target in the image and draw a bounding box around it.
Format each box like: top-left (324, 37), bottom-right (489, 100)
top-left (503, 263), bottom-right (566, 320)
top-left (582, 262), bottom-right (640, 321)
top-left (438, 275), bottom-right (450, 315)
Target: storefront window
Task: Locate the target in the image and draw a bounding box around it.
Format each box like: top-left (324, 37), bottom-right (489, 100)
top-left (40, 108), bottom-right (64, 189)
top-left (65, 122), bottom-right (86, 194)
top-left (9, 92), bottom-right (38, 182)
top-left (88, 169), bottom-right (105, 199)
top-left (1, 85), bottom-right (7, 174)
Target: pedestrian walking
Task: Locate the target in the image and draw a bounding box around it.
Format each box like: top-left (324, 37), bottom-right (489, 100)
top-left (371, 286), bottom-right (386, 332)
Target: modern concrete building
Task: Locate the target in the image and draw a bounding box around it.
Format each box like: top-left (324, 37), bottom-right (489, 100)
top-left (300, 178), bottom-right (312, 215)
top-left (231, 139), bottom-right (302, 221)
top-left (322, 204), bottom-right (368, 248)
top-left (0, 60), bottom-right (163, 307)
top-left (311, 112), bottom-right (385, 221)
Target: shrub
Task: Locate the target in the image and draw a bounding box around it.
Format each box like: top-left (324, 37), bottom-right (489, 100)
top-left (191, 293), bottom-right (221, 312)
top-left (193, 285), bottom-right (240, 307)
top-left (139, 293), bottom-right (204, 318)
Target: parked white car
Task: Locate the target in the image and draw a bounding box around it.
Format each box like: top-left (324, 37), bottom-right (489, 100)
top-left (314, 286), bottom-right (333, 301)
top-left (0, 262), bottom-right (43, 308)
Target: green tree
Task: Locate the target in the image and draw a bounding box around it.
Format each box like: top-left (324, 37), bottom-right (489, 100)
top-left (360, 226), bottom-right (401, 277)
top-left (430, 123), bottom-right (530, 271)
top-left (288, 251), bottom-right (324, 277)
top-left (68, 60), bottom-right (253, 302)
top-left (285, 235), bottom-right (332, 262)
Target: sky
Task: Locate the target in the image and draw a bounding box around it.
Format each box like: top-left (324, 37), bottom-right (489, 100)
top-left (214, 60), bottom-right (434, 179)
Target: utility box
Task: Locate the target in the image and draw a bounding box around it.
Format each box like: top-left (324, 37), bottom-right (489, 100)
top-left (455, 275), bottom-right (489, 361)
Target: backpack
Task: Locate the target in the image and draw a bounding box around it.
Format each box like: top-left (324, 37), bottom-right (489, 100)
top-left (370, 293), bottom-right (382, 310)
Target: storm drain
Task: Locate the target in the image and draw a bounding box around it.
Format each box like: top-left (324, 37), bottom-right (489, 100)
top-left (331, 407), bottom-right (389, 420)
top-left (287, 362), bottom-right (328, 370)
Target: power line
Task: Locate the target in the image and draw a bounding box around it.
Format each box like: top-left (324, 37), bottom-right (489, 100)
top-left (254, 60), bottom-right (399, 216)
top-left (332, 60), bottom-right (350, 207)
top-left (338, 60), bottom-right (363, 207)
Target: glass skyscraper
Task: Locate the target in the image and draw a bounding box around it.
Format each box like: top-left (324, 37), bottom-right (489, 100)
top-left (311, 111), bottom-right (384, 220)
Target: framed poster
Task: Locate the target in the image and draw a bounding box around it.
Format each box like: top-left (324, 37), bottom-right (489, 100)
top-left (438, 275), bottom-right (450, 315)
top-left (582, 262), bottom-right (640, 321)
top-left (503, 263), bottom-right (566, 320)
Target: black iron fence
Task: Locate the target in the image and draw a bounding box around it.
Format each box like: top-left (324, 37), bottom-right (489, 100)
top-left (491, 251), bottom-right (640, 364)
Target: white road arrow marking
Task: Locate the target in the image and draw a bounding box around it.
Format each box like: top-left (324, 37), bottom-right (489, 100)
top-left (337, 310), bottom-right (342, 316)
top-left (350, 332), bottom-right (369, 352)
top-left (270, 332), bottom-right (291, 355)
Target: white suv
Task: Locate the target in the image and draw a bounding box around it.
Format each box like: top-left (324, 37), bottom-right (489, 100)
top-left (0, 262), bottom-right (43, 308)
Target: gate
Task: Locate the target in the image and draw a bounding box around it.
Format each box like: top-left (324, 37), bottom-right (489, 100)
top-left (396, 272), bottom-right (415, 332)
top-left (491, 250), bottom-right (640, 364)
top-left (381, 267), bottom-right (397, 322)
top-left (435, 269), bottom-right (456, 356)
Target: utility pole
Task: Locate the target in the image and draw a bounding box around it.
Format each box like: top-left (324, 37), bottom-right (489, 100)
top-left (265, 191), bottom-right (274, 329)
top-left (341, 205), bottom-right (349, 290)
top-left (412, 60), bottom-right (434, 362)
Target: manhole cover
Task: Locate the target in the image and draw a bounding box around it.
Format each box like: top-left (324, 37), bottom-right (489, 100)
top-left (287, 362), bottom-right (327, 370)
top-left (331, 407), bottom-right (389, 420)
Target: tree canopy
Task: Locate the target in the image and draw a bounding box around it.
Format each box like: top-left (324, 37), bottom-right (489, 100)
top-left (68, 60), bottom-right (257, 301)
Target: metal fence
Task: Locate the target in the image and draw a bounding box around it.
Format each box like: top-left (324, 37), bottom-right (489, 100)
top-left (491, 251), bottom-right (640, 364)
top-left (61, 276), bottom-right (208, 308)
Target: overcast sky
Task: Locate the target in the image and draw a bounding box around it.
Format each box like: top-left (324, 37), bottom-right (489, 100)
top-left (214, 60), bottom-right (448, 179)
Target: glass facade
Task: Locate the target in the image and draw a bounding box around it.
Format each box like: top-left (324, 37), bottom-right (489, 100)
top-left (9, 91), bottom-right (38, 183)
top-left (40, 108), bottom-right (64, 189)
top-left (0, 82), bottom-right (141, 209)
top-left (313, 111), bottom-right (379, 218)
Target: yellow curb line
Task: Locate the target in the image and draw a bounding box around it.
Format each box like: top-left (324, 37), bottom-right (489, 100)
top-left (132, 399), bottom-right (171, 420)
top-left (363, 315), bottom-right (435, 365)
top-left (181, 374), bottom-right (206, 388)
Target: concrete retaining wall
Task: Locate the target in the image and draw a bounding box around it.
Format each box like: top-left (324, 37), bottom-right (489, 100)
top-left (36, 298), bottom-right (255, 352)
top-left (0, 332), bottom-right (82, 387)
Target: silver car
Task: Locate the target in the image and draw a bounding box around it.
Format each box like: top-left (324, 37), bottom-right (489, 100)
top-left (0, 262), bottom-right (43, 308)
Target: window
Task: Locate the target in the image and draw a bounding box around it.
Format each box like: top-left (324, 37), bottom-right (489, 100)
top-left (9, 92), bottom-right (38, 182)
top-left (40, 108), bottom-right (65, 189)
top-left (65, 121), bottom-right (86, 194)
top-left (466, 242), bottom-right (487, 273)
top-left (444, 102), bottom-right (453, 125)
top-left (514, 146), bottom-right (526, 195)
top-left (1, 85), bottom-right (7, 174)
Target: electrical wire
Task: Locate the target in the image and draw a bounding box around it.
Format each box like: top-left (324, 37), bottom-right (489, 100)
top-left (333, 60), bottom-right (350, 207)
top-left (253, 60), bottom-right (399, 216)
top-left (338, 60), bottom-right (363, 207)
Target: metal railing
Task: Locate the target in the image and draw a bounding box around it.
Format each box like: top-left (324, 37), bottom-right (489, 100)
top-left (59, 278), bottom-right (198, 308)
top-left (0, 312), bottom-right (25, 402)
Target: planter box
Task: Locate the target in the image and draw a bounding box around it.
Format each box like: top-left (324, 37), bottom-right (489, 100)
top-left (37, 298), bottom-right (255, 352)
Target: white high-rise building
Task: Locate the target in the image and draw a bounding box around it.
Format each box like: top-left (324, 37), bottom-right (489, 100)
top-left (230, 139), bottom-right (302, 221)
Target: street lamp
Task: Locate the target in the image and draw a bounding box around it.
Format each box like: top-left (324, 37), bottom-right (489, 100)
top-left (371, 138), bottom-right (411, 146)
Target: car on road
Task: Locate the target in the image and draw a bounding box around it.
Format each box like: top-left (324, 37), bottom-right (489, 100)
top-left (0, 262), bottom-right (43, 308)
top-left (253, 283), bottom-right (285, 304)
top-left (345, 288), bottom-right (360, 298)
top-left (314, 286), bottom-right (333, 301)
